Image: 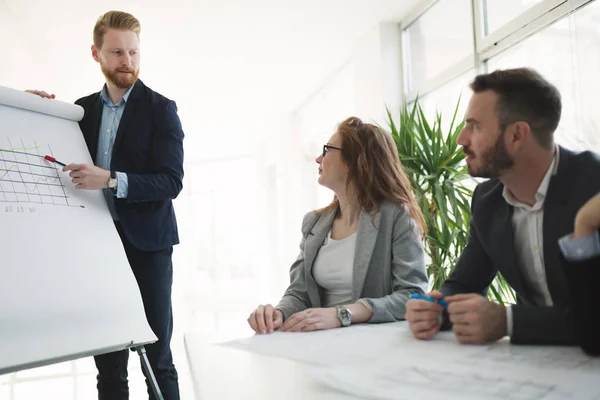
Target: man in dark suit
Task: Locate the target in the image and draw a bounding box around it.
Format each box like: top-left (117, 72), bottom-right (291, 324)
top-left (29, 10), bottom-right (183, 399)
top-left (405, 67), bottom-right (600, 346)
top-left (559, 192), bottom-right (600, 355)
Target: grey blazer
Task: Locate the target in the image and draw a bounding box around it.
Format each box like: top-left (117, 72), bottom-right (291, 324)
top-left (276, 201), bottom-right (428, 323)
top-left (441, 146), bottom-right (600, 345)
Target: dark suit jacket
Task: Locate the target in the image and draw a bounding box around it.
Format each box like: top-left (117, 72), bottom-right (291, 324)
top-left (562, 251), bottom-right (600, 355)
top-left (75, 79), bottom-right (184, 251)
top-left (440, 146), bottom-right (600, 345)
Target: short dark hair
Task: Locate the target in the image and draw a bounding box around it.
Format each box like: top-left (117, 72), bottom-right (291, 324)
top-left (470, 68), bottom-right (561, 149)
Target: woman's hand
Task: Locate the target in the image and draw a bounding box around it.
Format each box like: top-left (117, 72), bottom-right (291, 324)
top-left (280, 307), bottom-right (340, 332)
top-left (247, 304), bottom-right (283, 334)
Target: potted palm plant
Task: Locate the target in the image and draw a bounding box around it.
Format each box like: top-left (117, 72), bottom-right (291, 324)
top-left (387, 99), bottom-right (515, 303)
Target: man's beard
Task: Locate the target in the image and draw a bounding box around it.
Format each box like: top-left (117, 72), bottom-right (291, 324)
top-left (464, 132), bottom-right (515, 178)
top-left (101, 64), bottom-right (139, 89)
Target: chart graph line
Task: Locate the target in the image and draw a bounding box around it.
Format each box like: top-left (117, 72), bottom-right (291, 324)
top-left (34, 140), bottom-right (57, 206)
top-left (0, 163), bottom-right (62, 191)
top-left (0, 178), bottom-right (63, 188)
top-left (0, 167), bottom-right (59, 180)
top-left (0, 138), bottom-right (84, 208)
top-left (0, 146), bottom-right (45, 156)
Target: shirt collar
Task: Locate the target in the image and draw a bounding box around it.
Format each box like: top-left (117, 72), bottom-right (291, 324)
top-left (100, 84), bottom-right (134, 106)
top-left (503, 145), bottom-right (559, 210)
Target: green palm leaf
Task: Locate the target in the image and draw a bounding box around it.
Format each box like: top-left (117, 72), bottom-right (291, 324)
top-left (388, 97), bottom-right (515, 305)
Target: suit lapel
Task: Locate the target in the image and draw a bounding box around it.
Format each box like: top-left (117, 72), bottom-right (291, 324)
top-left (113, 79), bottom-right (143, 152)
top-left (352, 210), bottom-right (380, 300)
top-left (543, 147), bottom-right (571, 304)
top-left (85, 94), bottom-right (103, 164)
top-left (304, 210), bottom-right (336, 307)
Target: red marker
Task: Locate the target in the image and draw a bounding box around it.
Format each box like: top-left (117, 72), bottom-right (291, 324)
top-left (44, 155), bottom-right (66, 167)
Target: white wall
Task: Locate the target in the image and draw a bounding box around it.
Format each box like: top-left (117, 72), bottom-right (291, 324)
top-left (354, 22), bottom-right (404, 124)
top-left (281, 22), bottom-right (404, 274)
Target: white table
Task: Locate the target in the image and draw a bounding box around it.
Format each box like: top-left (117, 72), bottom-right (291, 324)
top-left (184, 334), bottom-right (348, 399)
top-left (185, 323), bottom-right (600, 400)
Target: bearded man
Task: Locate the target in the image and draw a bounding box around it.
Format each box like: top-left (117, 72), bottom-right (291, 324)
top-left (405, 68), bottom-right (600, 347)
top-left (29, 10), bottom-right (184, 399)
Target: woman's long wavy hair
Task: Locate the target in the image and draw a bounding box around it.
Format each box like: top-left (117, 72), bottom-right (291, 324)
top-left (317, 116), bottom-right (426, 238)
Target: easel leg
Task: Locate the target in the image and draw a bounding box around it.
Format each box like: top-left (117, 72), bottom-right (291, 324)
top-left (136, 346), bottom-right (164, 400)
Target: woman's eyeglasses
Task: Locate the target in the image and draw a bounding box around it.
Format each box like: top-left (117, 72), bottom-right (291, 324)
top-left (322, 144), bottom-right (342, 158)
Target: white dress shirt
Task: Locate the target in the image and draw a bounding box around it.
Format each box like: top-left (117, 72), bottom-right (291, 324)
top-left (502, 149), bottom-right (558, 335)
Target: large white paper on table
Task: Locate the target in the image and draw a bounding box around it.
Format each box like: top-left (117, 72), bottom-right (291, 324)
top-left (0, 85), bottom-right (156, 375)
top-left (221, 322), bottom-right (600, 399)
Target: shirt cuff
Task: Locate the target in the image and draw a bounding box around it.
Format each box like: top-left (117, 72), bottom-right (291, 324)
top-left (558, 231), bottom-right (600, 262)
top-left (506, 305), bottom-right (513, 337)
top-left (116, 172), bottom-right (129, 199)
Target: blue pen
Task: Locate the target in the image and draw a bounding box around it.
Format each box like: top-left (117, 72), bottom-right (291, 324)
top-left (410, 293), bottom-right (448, 308)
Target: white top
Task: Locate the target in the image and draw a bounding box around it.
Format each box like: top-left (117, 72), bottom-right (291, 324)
top-left (312, 230), bottom-right (357, 307)
top-left (503, 149), bottom-right (558, 334)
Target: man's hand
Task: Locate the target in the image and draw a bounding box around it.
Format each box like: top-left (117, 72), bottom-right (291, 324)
top-left (280, 308), bottom-right (340, 332)
top-left (26, 90), bottom-right (55, 99)
top-left (446, 293), bottom-right (507, 344)
top-left (405, 290), bottom-right (445, 340)
top-left (62, 164), bottom-right (110, 190)
top-left (574, 192), bottom-right (600, 238)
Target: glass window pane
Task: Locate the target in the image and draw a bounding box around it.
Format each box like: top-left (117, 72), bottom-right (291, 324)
top-left (486, 17), bottom-right (580, 151)
top-left (405, 0), bottom-right (474, 92)
top-left (572, 0), bottom-right (600, 153)
top-left (485, 0), bottom-right (546, 35)
top-left (420, 70), bottom-right (475, 133)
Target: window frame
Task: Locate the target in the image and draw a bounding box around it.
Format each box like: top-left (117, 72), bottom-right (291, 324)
top-left (401, 0), bottom-right (595, 104)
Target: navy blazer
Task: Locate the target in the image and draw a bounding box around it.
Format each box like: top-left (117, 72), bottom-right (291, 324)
top-left (75, 79), bottom-right (184, 251)
top-left (441, 146), bottom-right (600, 345)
